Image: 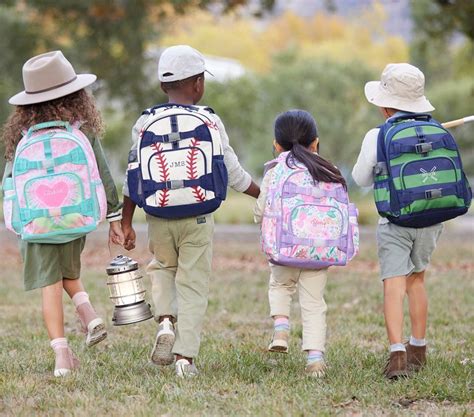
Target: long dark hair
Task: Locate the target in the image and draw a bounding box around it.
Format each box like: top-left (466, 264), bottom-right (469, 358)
top-left (274, 109), bottom-right (347, 188)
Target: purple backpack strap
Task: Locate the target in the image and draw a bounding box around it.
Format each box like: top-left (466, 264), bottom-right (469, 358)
top-left (264, 152), bottom-right (288, 175)
top-left (263, 158), bottom-right (278, 175)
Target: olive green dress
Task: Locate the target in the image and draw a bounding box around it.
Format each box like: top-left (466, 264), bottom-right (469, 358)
top-left (2, 136), bottom-right (121, 290)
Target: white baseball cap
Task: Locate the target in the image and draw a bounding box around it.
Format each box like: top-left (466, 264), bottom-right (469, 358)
top-left (158, 45), bottom-right (213, 82)
top-left (364, 63), bottom-right (435, 113)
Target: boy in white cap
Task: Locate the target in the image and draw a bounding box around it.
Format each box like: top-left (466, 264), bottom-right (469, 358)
top-left (352, 63), bottom-right (442, 379)
top-left (121, 45), bottom-right (259, 377)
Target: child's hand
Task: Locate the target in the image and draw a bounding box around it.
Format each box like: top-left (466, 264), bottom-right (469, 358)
top-left (121, 221), bottom-right (136, 251)
top-left (109, 220), bottom-right (125, 246)
top-left (244, 181), bottom-right (261, 199)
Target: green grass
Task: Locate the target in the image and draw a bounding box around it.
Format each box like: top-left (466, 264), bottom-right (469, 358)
top-left (0, 229), bottom-right (473, 416)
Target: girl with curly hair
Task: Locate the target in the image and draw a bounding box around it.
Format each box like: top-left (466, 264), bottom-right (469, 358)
top-left (2, 51), bottom-right (123, 377)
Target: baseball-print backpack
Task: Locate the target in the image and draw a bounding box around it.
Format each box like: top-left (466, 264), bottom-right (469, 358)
top-left (127, 104), bottom-right (228, 218)
top-left (261, 152), bottom-right (359, 269)
top-left (2, 121), bottom-right (107, 243)
top-left (374, 113), bottom-right (472, 228)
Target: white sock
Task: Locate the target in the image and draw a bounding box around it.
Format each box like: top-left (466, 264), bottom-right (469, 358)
top-left (409, 336), bottom-right (426, 346)
top-left (50, 337), bottom-right (68, 351)
top-left (390, 343), bottom-right (406, 353)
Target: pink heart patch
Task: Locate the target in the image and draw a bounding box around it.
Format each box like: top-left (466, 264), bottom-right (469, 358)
top-left (36, 181), bottom-right (69, 207)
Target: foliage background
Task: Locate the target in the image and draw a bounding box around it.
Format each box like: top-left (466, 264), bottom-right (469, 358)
top-left (0, 0), bottom-right (473, 190)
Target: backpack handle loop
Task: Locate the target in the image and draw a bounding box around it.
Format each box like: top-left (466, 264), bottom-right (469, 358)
top-left (390, 113), bottom-right (432, 124)
top-left (27, 121), bottom-right (72, 136)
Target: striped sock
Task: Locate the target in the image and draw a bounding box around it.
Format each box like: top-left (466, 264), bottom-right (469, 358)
top-left (307, 350), bottom-right (324, 364)
top-left (274, 317), bottom-right (289, 332)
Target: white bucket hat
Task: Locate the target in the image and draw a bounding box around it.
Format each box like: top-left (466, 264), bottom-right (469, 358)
top-left (364, 63), bottom-right (434, 113)
top-left (9, 51), bottom-right (97, 106)
top-left (158, 45), bottom-right (213, 82)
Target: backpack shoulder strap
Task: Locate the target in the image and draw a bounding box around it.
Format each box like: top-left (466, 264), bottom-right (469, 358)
top-left (143, 103), bottom-right (201, 116)
top-left (263, 158), bottom-right (279, 176)
top-left (200, 106), bottom-right (215, 114)
top-left (264, 151), bottom-right (291, 176)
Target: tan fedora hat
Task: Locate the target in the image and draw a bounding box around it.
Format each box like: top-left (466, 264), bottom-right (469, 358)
top-left (365, 63), bottom-right (434, 113)
top-left (9, 50), bottom-right (97, 106)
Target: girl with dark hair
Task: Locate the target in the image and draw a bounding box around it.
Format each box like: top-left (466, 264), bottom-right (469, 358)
top-left (274, 109), bottom-right (346, 188)
top-left (254, 109), bottom-right (352, 378)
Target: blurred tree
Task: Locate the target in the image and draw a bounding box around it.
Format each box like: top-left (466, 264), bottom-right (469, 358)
top-left (161, 8), bottom-right (408, 73)
top-left (6, 0), bottom-right (274, 113)
top-left (0, 4), bottom-right (41, 176)
top-left (410, 0), bottom-right (474, 80)
top-left (411, 0), bottom-right (474, 41)
top-left (204, 55), bottom-right (381, 178)
top-left (0, 0), bottom-right (273, 171)
top-left (429, 77), bottom-right (474, 175)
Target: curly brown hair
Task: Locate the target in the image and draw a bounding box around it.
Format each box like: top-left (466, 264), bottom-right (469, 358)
top-left (2, 89), bottom-right (104, 160)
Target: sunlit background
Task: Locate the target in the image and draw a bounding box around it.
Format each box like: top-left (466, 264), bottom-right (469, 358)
top-left (1, 0), bottom-right (472, 223)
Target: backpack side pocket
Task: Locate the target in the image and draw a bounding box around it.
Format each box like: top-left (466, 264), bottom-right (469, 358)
top-left (127, 162), bottom-right (144, 207)
top-left (212, 156), bottom-right (228, 201)
top-left (346, 203), bottom-right (359, 262)
top-left (2, 177), bottom-right (21, 235)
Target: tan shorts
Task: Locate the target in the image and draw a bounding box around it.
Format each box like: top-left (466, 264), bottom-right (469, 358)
top-left (376, 222), bottom-right (443, 280)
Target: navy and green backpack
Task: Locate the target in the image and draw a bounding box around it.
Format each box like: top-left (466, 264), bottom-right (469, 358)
top-left (373, 113), bottom-right (472, 228)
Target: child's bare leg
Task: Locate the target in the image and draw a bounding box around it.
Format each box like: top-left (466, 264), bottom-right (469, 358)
top-left (42, 280), bottom-right (65, 339)
top-left (405, 271), bottom-right (428, 370)
top-left (62, 278), bottom-right (84, 298)
top-left (406, 271), bottom-right (427, 339)
top-left (382, 276), bottom-right (409, 378)
top-left (383, 276), bottom-right (406, 344)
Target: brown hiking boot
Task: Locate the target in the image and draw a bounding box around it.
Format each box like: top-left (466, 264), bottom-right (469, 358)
top-left (383, 351), bottom-right (408, 380)
top-left (406, 343), bottom-right (426, 372)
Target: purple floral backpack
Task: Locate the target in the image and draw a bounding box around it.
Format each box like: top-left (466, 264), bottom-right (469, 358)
top-left (261, 152), bottom-right (359, 268)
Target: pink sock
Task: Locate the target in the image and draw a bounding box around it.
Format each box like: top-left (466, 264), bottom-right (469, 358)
top-left (274, 317), bottom-right (289, 331)
top-left (72, 291), bottom-right (90, 308)
top-left (50, 337), bottom-right (68, 351)
top-left (274, 317), bottom-right (289, 326)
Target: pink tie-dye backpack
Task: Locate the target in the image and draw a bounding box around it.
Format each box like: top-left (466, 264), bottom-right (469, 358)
top-left (2, 121), bottom-right (107, 243)
top-left (261, 152), bottom-right (359, 268)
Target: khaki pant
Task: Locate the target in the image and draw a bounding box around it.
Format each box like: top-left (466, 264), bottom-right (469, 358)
top-left (146, 214), bottom-right (214, 358)
top-left (268, 264), bottom-right (328, 352)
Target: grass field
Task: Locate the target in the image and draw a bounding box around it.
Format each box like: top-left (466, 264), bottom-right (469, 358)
top-left (0, 224), bottom-right (473, 416)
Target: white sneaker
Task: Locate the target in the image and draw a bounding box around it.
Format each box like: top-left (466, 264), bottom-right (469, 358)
top-left (150, 318), bottom-right (175, 366)
top-left (175, 358), bottom-right (198, 378)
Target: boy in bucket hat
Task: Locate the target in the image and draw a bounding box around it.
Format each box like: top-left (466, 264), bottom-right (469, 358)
top-left (352, 63), bottom-right (442, 379)
top-left (121, 45), bottom-right (259, 377)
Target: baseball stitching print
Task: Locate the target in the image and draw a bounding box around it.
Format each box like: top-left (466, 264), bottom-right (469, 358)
top-left (204, 120), bottom-right (219, 131)
top-left (151, 142), bottom-right (170, 207)
top-left (187, 138), bottom-right (206, 202)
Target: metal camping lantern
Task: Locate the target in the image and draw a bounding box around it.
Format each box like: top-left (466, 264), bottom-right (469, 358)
top-left (106, 255), bottom-right (153, 326)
